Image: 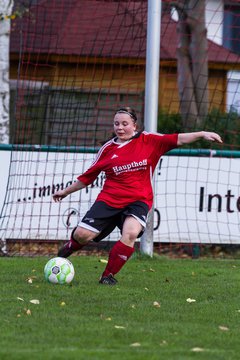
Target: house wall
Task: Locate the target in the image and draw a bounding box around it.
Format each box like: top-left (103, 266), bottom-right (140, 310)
top-left (10, 60), bottom-right (145, 90)
top-left (159, 67), bottom-right (226, 113)
top-left (10, 60), bottom-right (227, 114)
top-left (10, 60), bottom-right (146, 145)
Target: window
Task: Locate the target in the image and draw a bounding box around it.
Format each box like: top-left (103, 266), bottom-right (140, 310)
top-left (223, 5), bottom-right (240, 54)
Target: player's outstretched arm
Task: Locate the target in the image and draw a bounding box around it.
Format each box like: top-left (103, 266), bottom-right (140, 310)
top-left (177, 131), bottom-right (223, 146)
top-left (53, 180), bottom-right (86, 202)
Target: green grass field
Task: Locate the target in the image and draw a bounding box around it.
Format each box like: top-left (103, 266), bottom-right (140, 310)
top-left (1, 254), bottom-right (240, 360)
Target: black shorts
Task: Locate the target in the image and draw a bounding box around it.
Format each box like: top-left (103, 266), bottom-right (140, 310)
top-left (78, 201), bottom-right (149, 242)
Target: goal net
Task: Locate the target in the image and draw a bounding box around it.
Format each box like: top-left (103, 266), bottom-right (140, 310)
top-left (1, 0), bottom-right (240, 255)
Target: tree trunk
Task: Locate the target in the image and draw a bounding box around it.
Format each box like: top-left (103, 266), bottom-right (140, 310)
top-left (0, 0), bottom-right (14, 144)
top-left (188, 0), bottom-right (208, 121)
top-left (173, 0), bottom-right (208, 129)
top-left (176, 1), bottom-right (199, 129)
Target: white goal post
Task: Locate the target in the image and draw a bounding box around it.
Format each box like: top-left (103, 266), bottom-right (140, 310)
top-left (140, 0), bottom-right (162, 256)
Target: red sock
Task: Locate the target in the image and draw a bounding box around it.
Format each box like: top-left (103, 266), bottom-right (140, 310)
top-left (102, 240), bottom-right (134, 277)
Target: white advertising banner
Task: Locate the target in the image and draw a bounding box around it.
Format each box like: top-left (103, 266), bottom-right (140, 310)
top-left (0, 150), bottom-right (239, 244)
top-left (155, 156), bottom-right (240, 243)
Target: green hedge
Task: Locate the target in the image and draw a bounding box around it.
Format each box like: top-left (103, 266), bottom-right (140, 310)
top-left (158, 109), bottom-right (240, 150)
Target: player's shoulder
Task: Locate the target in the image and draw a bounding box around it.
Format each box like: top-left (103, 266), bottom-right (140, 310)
top-left (100, 138), bottom-right (115, 149)
top-left (140, 131), bottom-right (177, 145)
top-left (141, 130), bottom-right (165, 142)
top-left (92, 139), bottom-right (114, 165)
top-left (142, 131), bottom-right (164, 137)
top-left (99, 139), bottom-right (115, 155)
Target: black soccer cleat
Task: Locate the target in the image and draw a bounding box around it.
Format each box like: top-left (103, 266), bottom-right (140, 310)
top-left (57, 241), bottom-right (74, 258)
top-left (99, 274), bottom-right (118, 286)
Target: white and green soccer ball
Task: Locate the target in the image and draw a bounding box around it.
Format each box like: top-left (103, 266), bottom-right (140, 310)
top-left (44, 257), bottom-right (75, 284)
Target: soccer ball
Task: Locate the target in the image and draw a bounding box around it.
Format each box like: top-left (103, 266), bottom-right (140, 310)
top-left (44, 257), bottom-right (75, 284)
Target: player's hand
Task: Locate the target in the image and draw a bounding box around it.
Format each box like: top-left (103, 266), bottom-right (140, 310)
top-left (53, 190), bottom-right (67, 202)
top-left (202, 131), bottom-right (223, 143)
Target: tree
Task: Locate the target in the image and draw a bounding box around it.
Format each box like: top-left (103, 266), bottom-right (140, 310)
top-left (0, 0), bottom-right (14, 144)
top-left (170, 0), bottom-right (208, 129)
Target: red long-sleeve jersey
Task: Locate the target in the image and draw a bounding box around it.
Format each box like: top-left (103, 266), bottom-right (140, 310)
top-left (78, 131), bottom-right (178, 209)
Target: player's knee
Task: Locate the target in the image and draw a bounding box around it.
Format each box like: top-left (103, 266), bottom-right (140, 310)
top-left (121, 230), bottom-right (138, 243)
top-left (73, 226), bottom-right (95, 244)
top-left (122, 224), bottom-right (143, 241)
top-left (120, 235), bottom-right (137, 248)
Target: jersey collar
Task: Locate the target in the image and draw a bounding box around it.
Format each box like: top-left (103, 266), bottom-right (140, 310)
top-left (113, 131), bottom-right (141, 146)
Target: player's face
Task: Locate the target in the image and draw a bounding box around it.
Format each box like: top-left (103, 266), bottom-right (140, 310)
top-left (113, 113), bottom-right (137, 142)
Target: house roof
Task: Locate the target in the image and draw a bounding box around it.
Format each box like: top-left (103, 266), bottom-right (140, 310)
top-left (10, 0), bottom-right (240, 64)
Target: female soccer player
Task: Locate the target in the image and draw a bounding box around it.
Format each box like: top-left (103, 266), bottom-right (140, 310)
top-left (53, 107), bottom-right (222, 285)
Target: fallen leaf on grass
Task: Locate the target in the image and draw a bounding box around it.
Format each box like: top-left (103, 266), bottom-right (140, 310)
top-left (186, 298), bottom-right (196, 303)
top-left (17, 297), bottom-right (24, 302)
top-left (160, 340), bottom-right (168, 346)
top-left (26, 276), bottom-right (37, 284)
top-left (153, 301), bottom-right (161, 308)
top-left (100, 314), bottom-right (112, 321)
top-left (149, 268), bottom-right (155, 272)
top-left (99, 259), bottom-right (108, 264)
top-left (30, 299), bottom-right (40, 305)
top-left (114, 325), bottom-right (126, 329)
top-left (144, 287), bottom-right (149, 291)
top-left (130, 343), bottom-right (141, 347)
top-left (60, 302), bottom-right (66, 306)
top-left (25, 309), bottom-right (31, 316)
top-left (219, 325), bottom-right (229, 331)
top-left (191, 347), bottom-right (205, 352)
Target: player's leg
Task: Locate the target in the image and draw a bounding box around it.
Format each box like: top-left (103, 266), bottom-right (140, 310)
top-left (58, 201), bottom-right (119, 258)
top-left (99, 201), bottom-right (148, 285)
top-left (100, 216), bottom-right (142, 280)
top-left (57, 226), bottom-right (99, 257)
